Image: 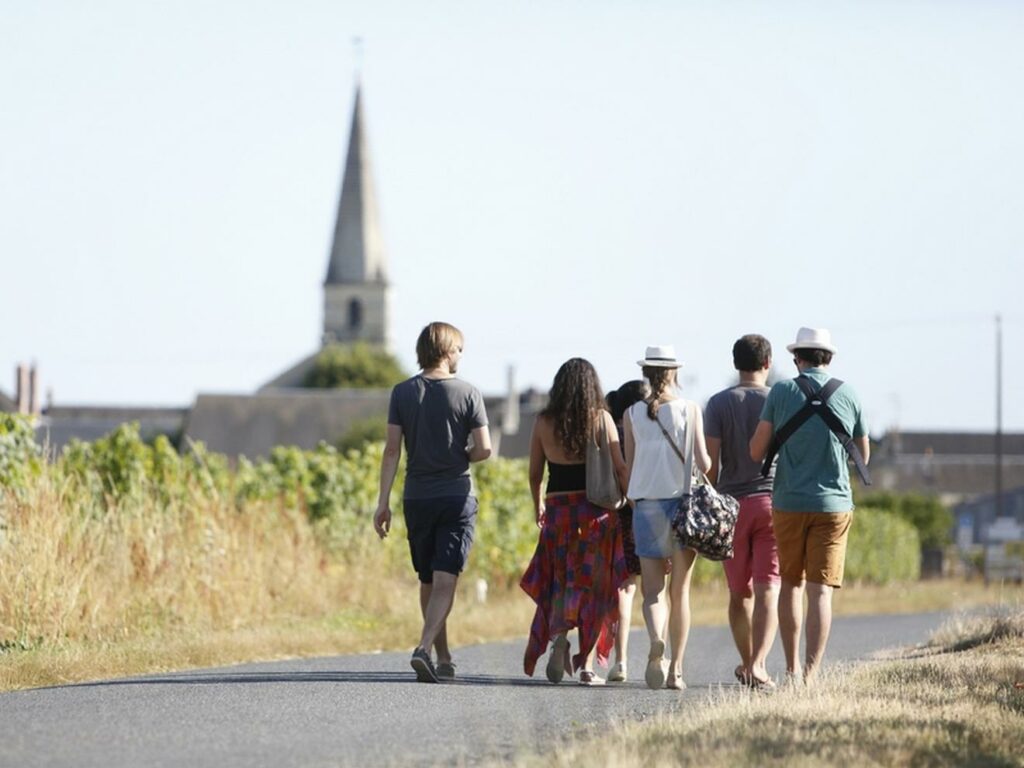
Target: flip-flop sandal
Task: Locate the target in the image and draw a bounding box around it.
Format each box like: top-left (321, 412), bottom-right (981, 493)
top-left (735, 665), bottom-right (752, 686)
top-left (750, 675), bottom-right (777, 692)
top-left (645, 640), bottom-right (666, 690)
top-left (546, 635), bottom-right (569, 684)
top-left (665, 671), bottom-right (687, 690)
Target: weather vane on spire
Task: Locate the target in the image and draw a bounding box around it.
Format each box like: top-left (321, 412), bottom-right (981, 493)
top-left (353, 36), bottom-right (364, 81)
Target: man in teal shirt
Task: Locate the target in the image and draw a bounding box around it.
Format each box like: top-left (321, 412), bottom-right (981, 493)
top-left (750, 327), bottom-right (869, 683)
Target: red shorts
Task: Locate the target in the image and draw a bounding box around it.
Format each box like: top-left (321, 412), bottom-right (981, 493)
top-left (722, 493), bottom-right (780, 596)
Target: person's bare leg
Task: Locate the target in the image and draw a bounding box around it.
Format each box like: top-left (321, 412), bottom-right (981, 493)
top-left (778, 579), bottom-right (804, 678)
top-left (804, 581), bottom-right (833, 682)
top-left (615, 578), bottom-right (636, 665)
top-left (639, 558), bottom-right (668, 646)
top-left (420, 582), bottom-right (451, 663)
top-left (728, 590), bottom-right (754, 677)
top-left (667, 548), bottom-right (697, 679)
top-left (749, 582), bottom-right (779, 683)
top-left (418, 571), bottom-right (458, 653)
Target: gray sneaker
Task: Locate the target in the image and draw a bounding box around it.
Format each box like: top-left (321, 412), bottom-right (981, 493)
top-left (410, 647), bottom-right (439, 683)
top-left (436, 661), bottom-right (456, 681)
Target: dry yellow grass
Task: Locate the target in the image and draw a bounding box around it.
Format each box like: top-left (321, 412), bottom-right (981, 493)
top-left (505, 607), bottom-right (1024, 768)
top-left (2, 470), bottom-right (1022, 693)
top-left (0, 470), bottom-right (540, 690)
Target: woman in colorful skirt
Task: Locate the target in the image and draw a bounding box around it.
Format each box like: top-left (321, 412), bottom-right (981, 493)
top-left (521, 358), bottom-right (629, 685)
top-left (623, 345), bottom-right (711, 690)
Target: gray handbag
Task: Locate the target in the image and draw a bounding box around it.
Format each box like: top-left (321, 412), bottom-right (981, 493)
top-left (585, 415), bottom-right (626, 511)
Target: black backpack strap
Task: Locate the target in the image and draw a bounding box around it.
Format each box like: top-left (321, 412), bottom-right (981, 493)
top-left (760, 376), bottom-right (871, 486)
top-left (760, 376), bottom-right (842, 476)
top-left (814, 399), bottom-right (872, 486)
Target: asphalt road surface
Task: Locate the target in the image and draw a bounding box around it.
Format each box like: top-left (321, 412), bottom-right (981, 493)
top-left (0, 611), bottom-right (949, 768)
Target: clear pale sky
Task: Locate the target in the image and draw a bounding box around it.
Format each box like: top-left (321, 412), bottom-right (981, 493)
top-left (2, 1), bottom-right (1021, 432)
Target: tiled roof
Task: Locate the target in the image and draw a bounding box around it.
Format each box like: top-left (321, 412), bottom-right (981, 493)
top-left (881, 431), bottom-right (1024, 456)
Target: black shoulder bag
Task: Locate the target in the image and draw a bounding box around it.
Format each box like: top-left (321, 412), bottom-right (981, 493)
top-left (658, 402), bottom-right (740, 561)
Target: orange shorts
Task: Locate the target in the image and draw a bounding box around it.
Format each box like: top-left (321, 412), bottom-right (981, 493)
top-left (771, 510), bottom-right (852, 588)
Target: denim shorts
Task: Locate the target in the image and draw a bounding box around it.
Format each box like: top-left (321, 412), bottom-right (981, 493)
top-left (403, 495), bottom-right (478, 584)
top-left (632, 498), bottom-right (682, 559)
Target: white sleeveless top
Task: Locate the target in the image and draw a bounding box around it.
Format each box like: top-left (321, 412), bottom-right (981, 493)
top-left (626, 398), bottom-right (694, 500)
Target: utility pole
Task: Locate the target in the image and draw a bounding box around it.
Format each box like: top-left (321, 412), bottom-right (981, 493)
top-left (996, 313), bottom-right (1004, 518)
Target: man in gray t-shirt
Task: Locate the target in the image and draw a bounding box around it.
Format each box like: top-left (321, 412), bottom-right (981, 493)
top-left (388, 375), bottom-right (487, 500)
top-left (704, 334), bottom-right (780, 689)
top-left (374, 322), bottom-right (491, 684)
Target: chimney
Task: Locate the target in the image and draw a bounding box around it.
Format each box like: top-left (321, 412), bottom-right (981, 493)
top-left (501, 365), bottom-right (520, 434)
top-left (15, 364), bottom-right (29, 414)
top-left (28, 364), bottom-right (40, 416)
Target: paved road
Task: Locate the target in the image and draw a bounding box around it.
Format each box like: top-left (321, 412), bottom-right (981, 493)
top-left (0, 612), bottom-right (948, 768)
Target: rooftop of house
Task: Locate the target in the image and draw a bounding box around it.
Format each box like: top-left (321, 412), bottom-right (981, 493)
top-left (878, 431), bottom-right (1024, 456)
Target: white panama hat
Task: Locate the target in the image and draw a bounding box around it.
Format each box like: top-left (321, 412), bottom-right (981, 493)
top-left (786, 327), bottom-right (838, 354)
top-left (637, 345), bottom-right (683, 368)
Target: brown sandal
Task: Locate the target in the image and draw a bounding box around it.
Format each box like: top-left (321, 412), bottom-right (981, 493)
top-left (735, 665), bottom-right (751, 686)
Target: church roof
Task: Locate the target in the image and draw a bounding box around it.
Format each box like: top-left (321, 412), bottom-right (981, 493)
top-left (325, 85), bottom-right (388, 286)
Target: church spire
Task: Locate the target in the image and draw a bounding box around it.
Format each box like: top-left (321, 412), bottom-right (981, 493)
top-left (325, 85), bottom-right (388, 286)
top-left (322, 82), bottom-right (391, 348)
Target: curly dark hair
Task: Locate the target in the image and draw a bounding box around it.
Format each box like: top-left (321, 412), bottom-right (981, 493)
top-left (541, 358), bottom-right (606, 460)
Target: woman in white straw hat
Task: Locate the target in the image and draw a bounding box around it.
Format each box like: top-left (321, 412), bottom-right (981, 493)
top-left (623, 345), bottom-right (711, 690)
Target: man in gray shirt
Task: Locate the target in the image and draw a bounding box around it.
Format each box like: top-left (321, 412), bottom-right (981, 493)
top-left (374, 322), bottom-right (492, 683)
top-left (704, 334), bottom-right (779, 689)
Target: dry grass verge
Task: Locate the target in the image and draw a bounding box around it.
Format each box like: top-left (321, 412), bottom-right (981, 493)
top-left (507, 605), bottom-right (1024, 768)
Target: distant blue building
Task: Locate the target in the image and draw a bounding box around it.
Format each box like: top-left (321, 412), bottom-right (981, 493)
top-left (953, 486), bottom-right (1024, 546)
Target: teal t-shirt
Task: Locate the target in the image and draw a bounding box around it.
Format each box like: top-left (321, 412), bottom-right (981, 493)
top-left (760, 368), bottom-right (867, 513)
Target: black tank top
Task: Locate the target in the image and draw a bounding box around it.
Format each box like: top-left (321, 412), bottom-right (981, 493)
top-left (546, 460), bottom-right (586, 494)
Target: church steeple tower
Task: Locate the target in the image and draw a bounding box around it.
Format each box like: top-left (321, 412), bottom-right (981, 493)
top-left (322, 83), bottom-right (390, 347)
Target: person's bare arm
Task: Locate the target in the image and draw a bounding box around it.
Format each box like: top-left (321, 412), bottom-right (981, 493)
top-left (854, 435), bottom-right (870, 465)
top-left (528, 419), bottom-right (546, 526)
top-left (373, 424), bottom-right (403, 539)
top-left (705, 435), bottom-right (722, 486)
top-left (468, 426), bottom-right (492, 462)
top-left (749, 420), bottom-right (774, 463)
top-left (603, 411), bottom-right (629, 493)
top-left (691, 407), bottom-right (712, 474)
top-left (623, 409), bottom-right (636, 502)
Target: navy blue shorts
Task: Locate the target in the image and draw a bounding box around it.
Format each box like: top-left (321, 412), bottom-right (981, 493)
top-left (403, 495), bottom-right (478, 584)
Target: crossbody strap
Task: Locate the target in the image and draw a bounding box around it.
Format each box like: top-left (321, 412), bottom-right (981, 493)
top-left (655, 400), bottom-right (697, 495)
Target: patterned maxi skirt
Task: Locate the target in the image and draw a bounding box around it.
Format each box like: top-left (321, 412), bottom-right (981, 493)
top-left (520, 492), bottom-right (628, 676)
